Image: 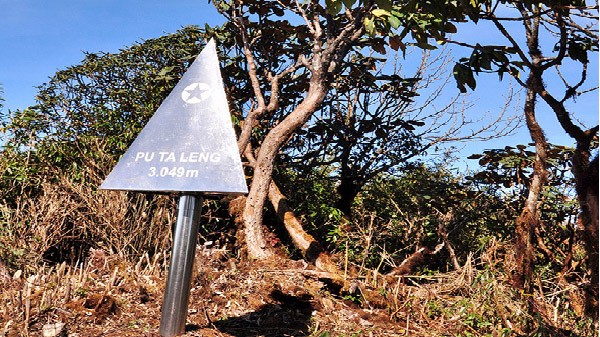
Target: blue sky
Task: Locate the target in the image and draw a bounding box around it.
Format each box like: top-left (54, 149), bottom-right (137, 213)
top-left (0, 1), bottom-right (597, 166)
top-left (0, 0), bottom-right (223, 112)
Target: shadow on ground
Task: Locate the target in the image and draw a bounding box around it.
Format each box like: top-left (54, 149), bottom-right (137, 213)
top-left (208, 289), bottom-right (314, 337)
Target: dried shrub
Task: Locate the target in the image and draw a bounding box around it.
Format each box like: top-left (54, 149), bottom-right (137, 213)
top-left (357, 240), bottom-right (597, 337)
top-left (0, 145), bottom-right (175, 270)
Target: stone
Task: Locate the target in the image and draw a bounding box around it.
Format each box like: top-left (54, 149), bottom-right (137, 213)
top-left (42, 322), bottom-right (66, 337)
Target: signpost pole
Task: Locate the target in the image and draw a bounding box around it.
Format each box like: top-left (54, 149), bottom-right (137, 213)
top-left (159, 194), bottom-right (202, 337)
top-left (99, 40), bottom-right (248, 336)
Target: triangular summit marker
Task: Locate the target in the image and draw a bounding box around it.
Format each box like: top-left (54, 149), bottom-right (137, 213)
top-left (100, 39), bottom-right (247, 194)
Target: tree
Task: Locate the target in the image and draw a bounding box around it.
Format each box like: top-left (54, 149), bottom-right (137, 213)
top-left (348, 162), bottom-right (515, 273)
top-left (471, 144), bottom-right (583, 272)
top-left (211, 0), bottom-right (489, 262)
top-left (283, 47), bottom-right (518, 218)
top-left (450, 0), bottom-right (598, 319)
top-left (283, 51), bottom-right (425, 217)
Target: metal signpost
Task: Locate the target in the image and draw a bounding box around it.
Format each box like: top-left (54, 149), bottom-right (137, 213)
top-left (158, 194), bottom-right (202, 336)
top-left (100, 39), bottom-right (247, 337)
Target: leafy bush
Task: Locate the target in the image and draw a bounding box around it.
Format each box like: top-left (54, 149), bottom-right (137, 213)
top-left (0, 26), bottom-right (216, 267)
top-left (277, 161), bottom-right (515, 273)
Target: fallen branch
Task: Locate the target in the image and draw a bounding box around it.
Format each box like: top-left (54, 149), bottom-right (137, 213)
top-left (387, 243), bottom-right (445, 276)
top-left (268, 182), bottom-right (346, 286)
top-left (437, 218), bottom-right (461, 271)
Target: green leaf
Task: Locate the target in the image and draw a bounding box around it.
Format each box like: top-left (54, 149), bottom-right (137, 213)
top-left (372, 9), bottom-right (390, 17)
top-left (364, 16), bottom-right (376, 36)
top-left (157, 66), bottom-right (174, 77)
top-left (342, 0), bottom-right (357, 9)
top-left (372, 40), bottom-right (387, 54)
top-left (388, 15), bottom-right (401, 29)
top-left (389, 36), bottom-right (405, 53)
top-left (453, 63), bottom-right (476, 93)
top-left (374, 0), bottom-right (393, 11)
top-left (443, 22), bottom-right (457, 34)
top-left (325, 0), bottom-right (343, 15)
top-left (480, 53), bottom-right (491, 70)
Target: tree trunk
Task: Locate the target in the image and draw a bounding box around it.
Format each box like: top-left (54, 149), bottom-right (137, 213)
top-left (533, 67), bottom-right (599, 321)
top-left (534, 75), bottom-right (599, 318)
top-left (233, 3), bottom-right (365, 260)
top-left (574, 150), bottom-right (599, 319)
top-left (335, 176), bottom-right (363, 217)
top-left (512, 77), bottom-right (547, 293)
top-left (242, 84), bottom-right (328, 259)
top-left (521, 8), bottom-right (599, 319)
top-left (387, 243), bottom-right (445, 276)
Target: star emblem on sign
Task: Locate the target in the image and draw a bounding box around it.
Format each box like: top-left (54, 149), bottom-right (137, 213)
top-left (181, 82), bottom-right (211, 104)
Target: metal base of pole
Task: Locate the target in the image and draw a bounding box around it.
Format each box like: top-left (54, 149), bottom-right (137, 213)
top-left (159, 194), bottom-right (202, 337)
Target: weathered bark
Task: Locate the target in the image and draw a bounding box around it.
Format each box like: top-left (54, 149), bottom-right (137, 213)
top-left (512, 77), bottom-right (547, 293)
top-left (513, 209), bottom-right (538, 291)
top-left (242, 86), bottom-right (328, 259)
top-left (239, 143), bottom-right (346, 284)
top-left (489, 5), bottom-right (548, 297)
top-left (574, 152), bottom-right (599, 318)
top-left (535, 80), bottom-right (599, 298)
top-left (537, 88), bottom-right (599, 318)
top-left (519, 7), bottom-right (599, 318)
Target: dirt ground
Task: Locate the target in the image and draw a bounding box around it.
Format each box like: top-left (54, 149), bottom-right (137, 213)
top-left (2, 247), bottom-right (408, 337)
top-left (2, 245), bottom-right (596, 337)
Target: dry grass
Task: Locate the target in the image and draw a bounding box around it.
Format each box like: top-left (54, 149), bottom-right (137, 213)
top-left (0, 241), bottom-right (596, 337)
top-left (0, 173), bottom-right (174, 270)
top-left (0, 155), bottom-right (595, 336)
top-left (0, 250), bottom-right (165, 336)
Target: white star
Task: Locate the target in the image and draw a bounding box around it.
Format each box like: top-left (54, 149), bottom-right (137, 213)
top-left (181, 83), bottom-right (211, 104)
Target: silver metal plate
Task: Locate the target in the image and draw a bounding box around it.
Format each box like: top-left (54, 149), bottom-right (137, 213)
top-left (100, 39), bottom-right (248, 194)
